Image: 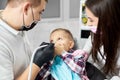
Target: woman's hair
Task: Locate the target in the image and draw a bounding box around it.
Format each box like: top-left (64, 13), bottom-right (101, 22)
top-left (85, 0), bottom-right (120, 75)
top-left (7, 0), bottom-right (48, 7)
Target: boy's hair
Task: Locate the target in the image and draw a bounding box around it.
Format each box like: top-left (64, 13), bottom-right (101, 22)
top-left (51, 28), bottom-right (78, 49)
top-left (7, 0), bottom-right (48, 7)
top-left (51, 28), bottom-right (74, 41)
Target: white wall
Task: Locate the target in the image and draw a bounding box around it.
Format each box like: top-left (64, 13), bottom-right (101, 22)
top-left (27, 19), bottom-right (86, 51)
top-left (0, 0), bottom-right (88, 51)
top-left (26, 0), bottom-right (89, 51)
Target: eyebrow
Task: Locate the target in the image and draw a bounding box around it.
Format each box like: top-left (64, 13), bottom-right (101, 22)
top-left (87, 17), bottom-right (92, 20)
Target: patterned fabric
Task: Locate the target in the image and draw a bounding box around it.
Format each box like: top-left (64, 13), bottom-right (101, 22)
top-left (35, 50), bottom-right (89, 80)
top-left (50, 56), bottom-right (81, 80)
top-left (61, 50), bottom-right (88, 77)
top-left (35, 62), bottom-right (54, 80)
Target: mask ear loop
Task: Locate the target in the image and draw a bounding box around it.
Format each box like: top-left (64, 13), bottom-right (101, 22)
top-left (31, 6), bottom-right (38, 23)
top-left (31, 6), bottom-right (35, 21)
top-left (22, 13), bottom-right (25, 27)
top-left (23, 5), bottom-right (34, 26)
top-left (19, 6), bottom-right (37, 31)
top-left (18, 12), bottom-right (26, 31)
top-left (22, 6), bottom-right (34, 27)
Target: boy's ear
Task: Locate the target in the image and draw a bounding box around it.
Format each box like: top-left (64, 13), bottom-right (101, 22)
top-left (23, 2), bottom-right (31, 15)
top-left (69, 41), bottom-right (74, 49)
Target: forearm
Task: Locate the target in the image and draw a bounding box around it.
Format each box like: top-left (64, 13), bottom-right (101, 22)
top-left (16, 63), bottom-right (40, 80)
top-left (16, 42), bottom-right (54, 80)
top-left (83, 35), bottom-right (92, 54)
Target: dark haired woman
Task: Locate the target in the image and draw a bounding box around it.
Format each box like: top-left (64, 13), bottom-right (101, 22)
top-left (83, 0), bottom-right (120, 79)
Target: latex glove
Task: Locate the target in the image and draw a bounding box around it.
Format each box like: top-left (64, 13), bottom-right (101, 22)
top-left (33, 42), bottom-right (54, 68)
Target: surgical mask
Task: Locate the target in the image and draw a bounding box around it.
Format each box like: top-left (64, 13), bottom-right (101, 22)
top-left (19, 6), bottom-right (38, 31)
top-left (89, 26), bottom-right (97, 33)
top-left (19, 21), bottom-right (38, 31)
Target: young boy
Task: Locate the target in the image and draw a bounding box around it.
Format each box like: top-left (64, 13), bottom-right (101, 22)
top-left (36, 28), bottom-right (89, 80)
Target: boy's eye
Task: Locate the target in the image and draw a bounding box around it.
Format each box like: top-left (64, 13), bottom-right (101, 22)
top-left (58, 38), bottom-right (62, 40)
top-left (50, 40), bottom-right (53, 43)
top-left (39, 12), bottom-right (43, 15)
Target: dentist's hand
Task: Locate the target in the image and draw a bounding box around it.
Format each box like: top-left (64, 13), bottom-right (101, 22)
top-left (33, 42), bottom-right (54, 68)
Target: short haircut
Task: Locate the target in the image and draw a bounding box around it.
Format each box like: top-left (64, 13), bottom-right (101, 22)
top-left (50, 28), bottom-right (74, 41)
top-left (7, 0), bottom-right (48, 7)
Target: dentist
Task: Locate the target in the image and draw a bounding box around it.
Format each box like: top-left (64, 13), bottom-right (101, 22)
top-left (0, 0), bottom-right (54, 80)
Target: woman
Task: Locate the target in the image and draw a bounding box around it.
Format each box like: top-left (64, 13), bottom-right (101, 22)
top-left (84, 0), bottom-right (120, 79)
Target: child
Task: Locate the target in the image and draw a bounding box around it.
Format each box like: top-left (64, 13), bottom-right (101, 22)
top-left (35, 28), bottom-right (89, 80)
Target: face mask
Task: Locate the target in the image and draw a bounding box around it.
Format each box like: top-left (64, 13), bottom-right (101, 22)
top-left (89, 26), bottom-right (97, 33)
top-left (19, 21), bottom-right (38, 31)
top-left (19, 6), bottom-right (38, 31)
